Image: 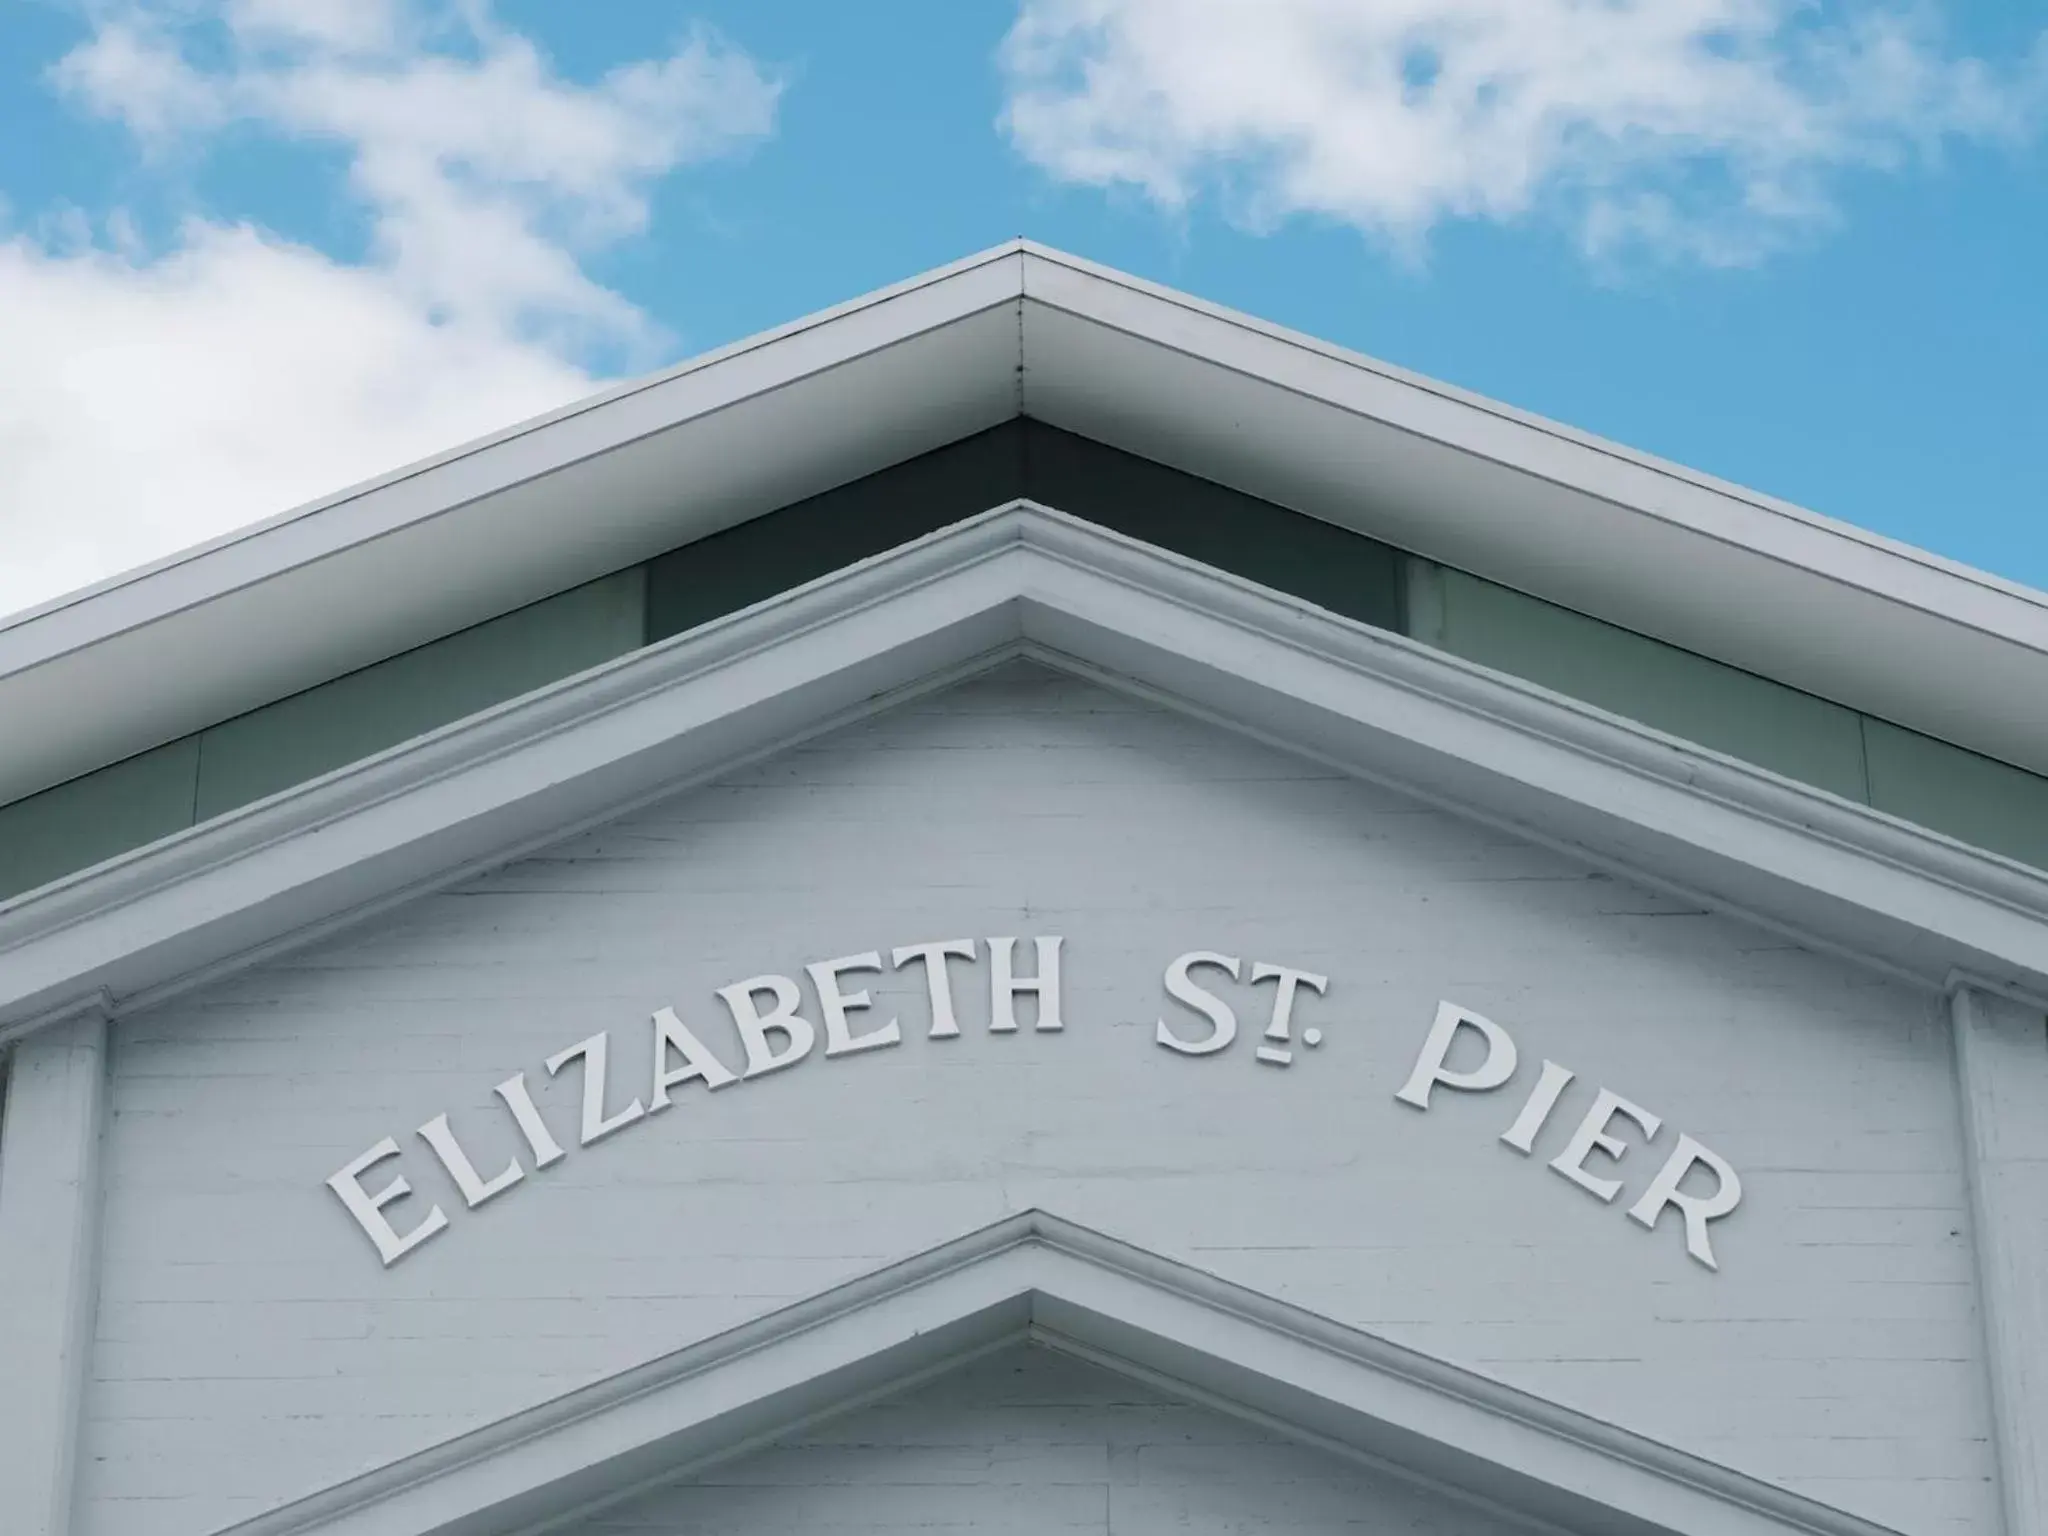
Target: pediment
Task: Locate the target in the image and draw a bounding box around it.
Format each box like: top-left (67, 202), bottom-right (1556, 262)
top-left (63, 643), bottom-right (1997, 1536)
top-left (5, 501), bottom-right (2047, 1055)
top-left (206, 1211), bottom-right (1900, 1536)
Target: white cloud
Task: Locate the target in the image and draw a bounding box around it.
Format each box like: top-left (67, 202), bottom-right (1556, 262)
top-left (999, 0), bottom-right (2045, 263)
top-left (0, 2), bottom-right (779, 620)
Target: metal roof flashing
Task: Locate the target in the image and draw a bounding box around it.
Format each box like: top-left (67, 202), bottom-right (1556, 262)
top-left (2, 241), bottom-right (2043, 808)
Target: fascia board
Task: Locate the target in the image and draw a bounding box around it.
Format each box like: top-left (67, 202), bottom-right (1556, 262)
top-left (205, 1211), bottom-right (1903, 1536)
top-left (5, 504), bottom-right (2048, 1048)
top-left (0, 248), bottom-right (1028, 806)
top-left (1016, 247), bottom-right (2048, 780)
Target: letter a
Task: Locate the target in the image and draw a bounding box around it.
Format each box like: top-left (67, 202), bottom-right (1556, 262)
top-left (649, 1006), bottom-right (738, 1111)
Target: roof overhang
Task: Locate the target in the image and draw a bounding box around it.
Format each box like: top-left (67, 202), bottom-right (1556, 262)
top-left (3, 242), bottom-right (2046, 807)
top-left (5, 503), bottom-right (2046, 1051)
top-left (208, 1209), bottom-right (1907, 1536)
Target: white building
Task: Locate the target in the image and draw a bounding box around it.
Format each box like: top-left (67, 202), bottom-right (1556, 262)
top-left (1, 243), bottom-right (2043, 1536)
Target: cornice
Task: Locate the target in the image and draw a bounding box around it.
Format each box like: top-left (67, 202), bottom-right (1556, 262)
top-left (4, 503), bottom-right (2048, 1048)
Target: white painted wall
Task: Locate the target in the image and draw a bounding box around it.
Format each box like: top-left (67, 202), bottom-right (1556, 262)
top-left (78, 664), bottom-right (1992, 1536)
top-left (562, 1341), bottom-right (1540, 1536)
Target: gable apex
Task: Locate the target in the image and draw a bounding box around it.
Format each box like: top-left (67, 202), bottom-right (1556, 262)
top-left (1, 242), bottom-right (2043, 817)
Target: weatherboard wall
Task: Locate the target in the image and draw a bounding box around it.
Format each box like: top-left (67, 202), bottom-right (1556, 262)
top-left (76, 666), bottom-right (1992, 1536)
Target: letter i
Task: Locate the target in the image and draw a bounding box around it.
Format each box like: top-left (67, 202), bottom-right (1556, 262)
top-left (494, 1071), bottom-right (567, 1169)
top-left (1499, 1060), bottom-right (1575, 1154)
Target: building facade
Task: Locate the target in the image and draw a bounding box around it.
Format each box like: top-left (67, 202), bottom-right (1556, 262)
top-left (0, 243), bottom-right (2043, 1536)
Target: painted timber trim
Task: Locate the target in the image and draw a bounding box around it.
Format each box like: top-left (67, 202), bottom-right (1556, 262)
top-left (0, 1006), bottom-right (108, 1536)
top-left (1952, 985), bottom-right (2048, 1536)
top-left (206, 1210), bottom-right (1907, 1536)
top-left (7, 505), bottom-right (2048, 1048)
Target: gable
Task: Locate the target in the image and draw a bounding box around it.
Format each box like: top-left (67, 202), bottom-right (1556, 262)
top-left (560, 1342), bottom-right (1543, 1536)
top-left (76, 664), bottom-right (1990, 1536)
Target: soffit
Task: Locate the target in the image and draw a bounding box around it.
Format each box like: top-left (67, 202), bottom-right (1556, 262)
top-left (4, 241), bottom-right (2046, 810)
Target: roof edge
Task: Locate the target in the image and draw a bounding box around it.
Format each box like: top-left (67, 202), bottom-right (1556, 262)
top-left (0, 241), bottom-right (1031, 647)
top-left (7, 241), bottom-right (2048, 815)
top-left (1015, 242), bottom-right (2048, 625)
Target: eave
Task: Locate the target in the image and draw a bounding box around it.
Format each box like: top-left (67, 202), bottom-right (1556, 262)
top-left (2, 242), bottom-right (2045, 811)
top-left (4, 504), bottom-right (2046, 1051)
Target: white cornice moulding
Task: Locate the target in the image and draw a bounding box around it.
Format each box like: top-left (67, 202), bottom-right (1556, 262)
top-left (3, 506), bottom-right (2048, 1046)
top-left (204, 1209), bottom-right (1909, 1536)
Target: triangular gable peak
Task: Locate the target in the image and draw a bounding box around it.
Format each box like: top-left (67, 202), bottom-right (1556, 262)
top-left (4, 242), bottom-right (2045, 818)
top-left (207, 1210), bottom-right (1903, 1536)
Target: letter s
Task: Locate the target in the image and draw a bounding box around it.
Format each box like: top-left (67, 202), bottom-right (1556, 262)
top-left (1157, 952), bottom-right (1241, 1056)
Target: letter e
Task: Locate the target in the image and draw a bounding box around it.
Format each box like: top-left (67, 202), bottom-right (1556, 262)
top-left (326, 1138), bottom-right (449, 1266)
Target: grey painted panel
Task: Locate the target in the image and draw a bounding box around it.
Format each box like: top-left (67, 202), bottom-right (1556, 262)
top-left (647, 421), bottom-right (1403, 644)
top-left (562, 1342), bottom-right (1541, 1536)
top-left (645, 429), bottom-right (1018, 642)
top-left (193, 571), bottom-right (646, 820)
top-left (78, 666), bottom-right (1991, 1536)
top-left (1436, 569), bottom-right (1871, 802)
top-left (1025, 425), bottom-right (1404, 633)
top-left (1866, 720), bottom-right (2048, 871)
top-left (0, 738), bottom-right (199, 903)
top-left (12, 423), bottom-right (2042, 910)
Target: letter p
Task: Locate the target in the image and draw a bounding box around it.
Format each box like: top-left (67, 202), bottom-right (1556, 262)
top-left (1395, 1000), bottom-right (1518, 1110)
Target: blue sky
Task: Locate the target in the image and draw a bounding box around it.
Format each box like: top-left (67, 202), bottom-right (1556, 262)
top-left (1, 0), bottom-right (2044, 616)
